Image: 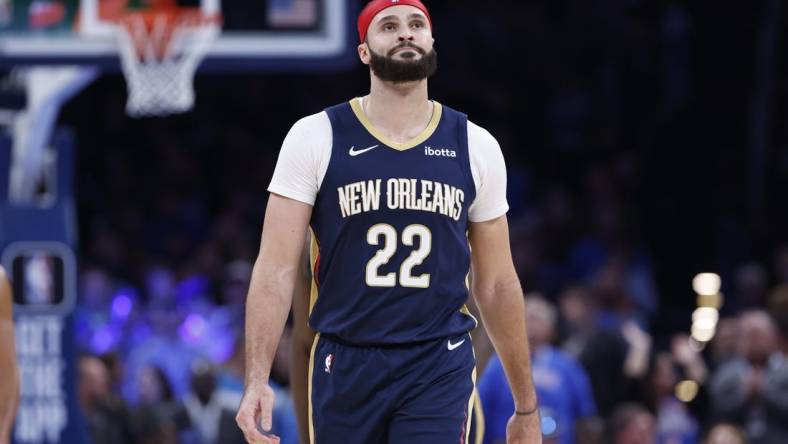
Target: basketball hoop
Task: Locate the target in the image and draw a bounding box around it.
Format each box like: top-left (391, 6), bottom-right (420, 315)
top-left (116, 7), bottom-right (220, 117)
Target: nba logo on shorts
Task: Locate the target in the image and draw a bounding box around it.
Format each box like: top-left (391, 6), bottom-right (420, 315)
top-left (325, 354), bottom-right (334, 374)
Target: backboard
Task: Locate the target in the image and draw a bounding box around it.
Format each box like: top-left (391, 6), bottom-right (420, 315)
top-left (0, 0), bottom-right (357, 71)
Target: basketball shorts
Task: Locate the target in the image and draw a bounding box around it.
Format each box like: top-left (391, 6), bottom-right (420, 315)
top-left (309, 332), bottom-right (476, 444)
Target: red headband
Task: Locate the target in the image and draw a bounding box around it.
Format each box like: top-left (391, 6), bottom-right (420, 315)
top-left (357, 0), bottom-right (432, 43)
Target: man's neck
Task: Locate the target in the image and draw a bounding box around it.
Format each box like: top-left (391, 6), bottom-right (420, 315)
top-left (364, 77), bottom-right (432, 144)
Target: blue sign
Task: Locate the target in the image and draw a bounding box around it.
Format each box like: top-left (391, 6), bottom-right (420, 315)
top-left (0, 130), bottom-right (88, 444)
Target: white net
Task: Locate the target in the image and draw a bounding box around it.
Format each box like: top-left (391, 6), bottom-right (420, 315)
top-left (117, 11), bottom-right (220, 117)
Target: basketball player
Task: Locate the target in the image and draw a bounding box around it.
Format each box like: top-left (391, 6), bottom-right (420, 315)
top-left (0, 266), bottom-right (19, 444)
top-left (236, 1), bottom-right (541, 443)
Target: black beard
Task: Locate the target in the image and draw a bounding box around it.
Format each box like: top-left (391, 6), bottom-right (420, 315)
top-left (368, 43), bottom-right (437, 83)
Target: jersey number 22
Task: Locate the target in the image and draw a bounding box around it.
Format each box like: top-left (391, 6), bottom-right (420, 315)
top-left (366, 224), bottom-right (431, 288)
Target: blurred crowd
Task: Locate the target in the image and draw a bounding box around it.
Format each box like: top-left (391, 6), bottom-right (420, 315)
top-left (54, 0), bottom-right (788, 443)
top-left (477, 282), bottom-right (788, 444)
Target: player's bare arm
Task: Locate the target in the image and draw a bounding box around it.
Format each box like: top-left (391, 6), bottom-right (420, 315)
top-left (236, 194), bottom-right (312, 444)
top-left (468, 216), bottom-right (542, 444)
top-left (0, 266), bottom-right (19, 444)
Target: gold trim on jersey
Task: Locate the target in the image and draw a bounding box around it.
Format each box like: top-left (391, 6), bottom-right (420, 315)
top-left (472, 387), bottom-right (485, 444)
top-left (349, 97), bottom-right (443, 151)
top-left (465, 367), bottom-right (478, 444)
top-left (308, 333), bottom-right (320, 444)
top-left (460, 304), bottom-right (479, 329)
top-left (308, 226), bottom-right (320, 316)
top-left (463, 233), bottom-right (479, 329)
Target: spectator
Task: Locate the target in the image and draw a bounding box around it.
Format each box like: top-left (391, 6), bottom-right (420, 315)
top-left (710, 318), bottom-right (740, 369)
top-left (122, 286), bottom-right (198, 403)
top-left (708, 310), bottom-right (788, 443)
top-left (99, 352), bottom-right (126, 396)
top-left (609, 403), bottom-right (656, 444)
top-left (703, 423), bottom-right (748, 444)
top-left (130, 365), bottom-right (181, 444)
top-left (643, 350), bottom-right (699, 444)
top-left (479, 295), bottom-right (599, 444)
top-left (560, 283), bottom-right (651, 417)
top-left (74, 268), bottom-right (121, 354)
top-left (567, 199), bottom-right (658, 326)
top-left (136, 365), bottom-right (176, 408)
top-left (588, 256), bottom-right (650, 331)
top-left (181, 361), bottom-right (246, 444)
top-left (558, 285), bottom-right (597, 360)
top-left (78, 356), bottom-right (134, 444)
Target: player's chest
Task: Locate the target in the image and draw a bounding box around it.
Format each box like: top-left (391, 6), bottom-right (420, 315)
top-left (323, 143), bottom-right (471, 218)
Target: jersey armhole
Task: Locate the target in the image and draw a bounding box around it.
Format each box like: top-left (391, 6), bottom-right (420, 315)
top-left (457, 113), bottom-right (477, 205)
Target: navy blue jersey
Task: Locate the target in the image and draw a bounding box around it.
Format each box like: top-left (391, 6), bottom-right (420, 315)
top-left (307, 98), bottom-right (478, 345)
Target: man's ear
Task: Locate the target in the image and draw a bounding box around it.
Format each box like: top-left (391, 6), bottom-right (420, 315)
top-left (358, 42), bottom-right (371, 65)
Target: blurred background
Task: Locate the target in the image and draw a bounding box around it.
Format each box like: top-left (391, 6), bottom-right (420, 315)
top-left (1, 0), bottom-right (787, 443)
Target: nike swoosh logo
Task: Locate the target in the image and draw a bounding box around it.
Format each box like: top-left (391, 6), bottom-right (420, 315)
top-left (349, 144), bottom-right (379, 156)
top-left (447, 338), bottom-right (465, 351)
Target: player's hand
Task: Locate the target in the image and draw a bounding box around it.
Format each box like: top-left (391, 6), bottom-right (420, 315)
top-left (506, 412), bottom-right (542, 444)
top-left (236, 381), bottom-right (281, 444)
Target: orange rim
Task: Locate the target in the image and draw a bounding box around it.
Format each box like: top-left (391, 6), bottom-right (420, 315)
top-left (118, 8), bottom-right (221, 60)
